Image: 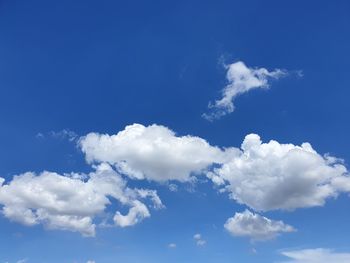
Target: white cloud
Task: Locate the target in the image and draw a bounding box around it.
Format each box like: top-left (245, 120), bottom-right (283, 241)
top-left (79, 124), bottom-right (350, 213)
top-left (193, 233), bottom-right (206, 246)
top-left (210, 133), bottom-right (350, 211)
top-left (79, 123), bottom-right (235, 182)
top-left (0, 163), bottom-right (163, 236)
top-left (280, 248), bottom-right (350, 263)
top-left (203, 61), bottom-right (286, 120)
top-left (86, 261), bottom-right (96, 263)
top-left (2, 123), bottom-right (350, 237)
top-left (114, 200), bottom-right (150, 227)
top-left (224, 210), bottom-right (295, 241)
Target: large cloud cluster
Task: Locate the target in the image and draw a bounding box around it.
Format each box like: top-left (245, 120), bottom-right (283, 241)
top-left (1, 123), bottom-right (349, 238)
top-left (1, 59), bottom-right (348, 247)
top-left (80, 124), bottom-right (350, 213)
top-left (0, 163), bottom-right (163, 236)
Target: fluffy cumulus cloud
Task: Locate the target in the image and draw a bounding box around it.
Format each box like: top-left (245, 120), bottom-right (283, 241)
top-left (79, 123), bottom-right (235, 182)
top-left (1, 123), bottom-right (350, 237)
top-left (0, 163), bottom-right (163, 236)
top-left (79, 124), bottom-right (350, 212)
top-left (203, 61), bottom-right (286, 120)
top-left (280, 248), bottom-right (350, 263)
top-left (224, 210), bottom-right (295, 241)
top-left (210, 134), bottom-right (350, 211)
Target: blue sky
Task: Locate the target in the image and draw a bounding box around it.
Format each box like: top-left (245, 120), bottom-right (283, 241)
top-left (0, 0), bottom-right (350, 262)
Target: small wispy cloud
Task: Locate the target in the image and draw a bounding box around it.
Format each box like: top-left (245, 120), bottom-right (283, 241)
top-left (168, 243), bottom-right (177, 249)
top-left (36, 129), bottom-right (78, 142)
top-left (49, 129), bottom-right (78, 142)
top-left (193, 233), bottom-right (206, 246)
top-left (202, 61), bottom-right (287, 121)
top-left (168, 183), bottom-right (178, 192)
top-left (279, 248), bottom-right (350, 263)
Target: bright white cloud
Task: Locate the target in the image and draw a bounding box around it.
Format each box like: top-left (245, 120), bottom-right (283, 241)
top-left (81, 124), bottom-right (350, 212)
top-left (193, 233), bottom-right (206, 246)
top-left (114, 200), bottom-right (150, 227)
top-left (79, 124), bottom-right (350, 213)
top-left (2, 123), bottom-right (350, 237)
top-left (211, 134), bottom-right (350, 211)
top-left (0, 163), bottom-right (163, 236)
top-left (280, 248), bottom-right (350, 263)
top-left (79, 123), bottom-right (235, 182)
top-left (203, 61), bottom-right (286, 120)
top-left (224, 210), bottom-right (295, 241)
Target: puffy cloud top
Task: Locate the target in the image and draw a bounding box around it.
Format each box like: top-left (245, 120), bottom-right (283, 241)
top-left (0, 163), bottom-right (163, 236)
top-left (79, 123), bottom-right (235, 182)
top-left (211, 133), bottom-right (350, 211)
top-left (224, 210), bottom-right (295, 241)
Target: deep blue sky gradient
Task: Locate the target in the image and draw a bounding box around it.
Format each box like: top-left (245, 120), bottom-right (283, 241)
top-left (0, 0), bottom-right (350, 262)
